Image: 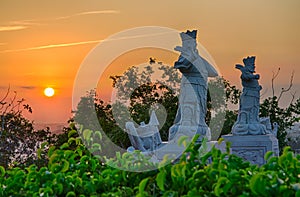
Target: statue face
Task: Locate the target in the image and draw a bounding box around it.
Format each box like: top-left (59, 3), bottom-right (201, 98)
top-left (182, 39), bottom-right (196, 50)
top-left (246, 63), bottom-right (255, 73)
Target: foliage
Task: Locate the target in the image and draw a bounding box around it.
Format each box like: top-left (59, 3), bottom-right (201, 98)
top-left (0, 128), bottom-right (299, 196)
top-left (260, 96), bottom-right (300, 154)
top-left (74, 90), bottom-right (132, 149)
top-left (74, 62), bottom-right (241, 147)
top-left (0, 89), bottom-right (59, 168)
top-left (109, 64), bottom-right (180, 142)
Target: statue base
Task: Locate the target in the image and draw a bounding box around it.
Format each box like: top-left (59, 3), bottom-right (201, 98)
top-left (169, 125), bottom-right (211, 142)
top-left (222, 134), bottom-right (279, 165)
top-left (152, 140), bottom-right (227, 162)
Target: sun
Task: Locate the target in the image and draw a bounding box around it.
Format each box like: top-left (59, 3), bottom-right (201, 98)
top-left (44, 87), bottom-right (55, 97)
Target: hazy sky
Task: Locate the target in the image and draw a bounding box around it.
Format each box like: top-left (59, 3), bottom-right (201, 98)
top-left (0, 0), bottom-right (299, 123)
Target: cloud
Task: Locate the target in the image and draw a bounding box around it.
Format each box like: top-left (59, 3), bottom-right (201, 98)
top-left (0, 31), bottom-right (174, 53)
top-left (0, 10), bottom-right (119, 33)
top-left (55, 10), bottom-right (120, 20)
top-left (0, 25), bottom-right (28, 32)
top-left (0, 86), bottom-right (9, 90)
top-left (19, 86), bottom-right (36, 90)
top-left (0, 85), bottom-right (36, 90)
top-left (0, 39), bottom-right (102, 53)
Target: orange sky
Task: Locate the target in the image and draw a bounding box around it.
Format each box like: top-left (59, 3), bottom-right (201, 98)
top-left (0, 0), bottom-right (299, 123)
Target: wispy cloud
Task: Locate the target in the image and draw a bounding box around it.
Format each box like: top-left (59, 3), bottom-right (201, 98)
top-left (0, 86), bottom-right (9, 90)
top-left (55, 10), bottom-right (120, 20)
top-left (19, 86), bottom-right (36, 90)
top-left (10, 20), bottom-right (41, 26)
top-left (0, 25), bottom-right (28, 32)
top-left (0, 31), bottom-right (175, 53)
top-left (0, 10), bottom-right (119, 33)
top-left (0, 39), bottom-right (102, 53)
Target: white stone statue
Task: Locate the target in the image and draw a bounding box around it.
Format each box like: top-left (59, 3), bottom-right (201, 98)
top-left (126, 111), bottom-right (162, 151)
top-left (168, 30), bottom-right (218, 142)
top-left (232, 56), bottom-right (278, 136)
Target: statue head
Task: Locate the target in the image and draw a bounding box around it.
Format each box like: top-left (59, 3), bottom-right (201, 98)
top-left (243, 56), bottom-right (256, 73)
top-left (180, 30), bottom-right (197, 49)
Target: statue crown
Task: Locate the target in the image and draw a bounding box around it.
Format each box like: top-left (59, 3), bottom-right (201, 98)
top-left (180, 30), bottom-right (197, 41)
top-left (243, 56), bottom-right (256, 66)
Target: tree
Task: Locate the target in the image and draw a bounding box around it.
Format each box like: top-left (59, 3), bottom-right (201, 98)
top-left (0, 87), bottom-right (57, 168)
top-left (260, 68), bottom-right (300, 153)
top-left (74, 60), bottom-right (234, 147)
top-left (74, 60), bottom-right (299, 154)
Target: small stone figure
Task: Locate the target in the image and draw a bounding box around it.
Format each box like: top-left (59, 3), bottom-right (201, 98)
top-left (168, 30), bottom-right (218, 141)
top-left (259, 117), bottom-right (278, 137)
top-left (126, 111), bottom-right (162, 151)
top-left (232, 56), bottom-right (274, 135)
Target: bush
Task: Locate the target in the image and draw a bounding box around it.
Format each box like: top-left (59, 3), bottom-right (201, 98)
top-left (0, 128), bottom-right (299, 196)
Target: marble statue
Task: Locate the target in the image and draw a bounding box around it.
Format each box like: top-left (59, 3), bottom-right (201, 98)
top-left (168, 30), bottom-right (218, 142)
top-left (125, 30), bottom-right (219, 153)
top-left (126, 111), bottom-right (162, 151)
top-left (222, 56), bottom-right (279, 166)
top-left (232, 56), bottom-right (277, 135)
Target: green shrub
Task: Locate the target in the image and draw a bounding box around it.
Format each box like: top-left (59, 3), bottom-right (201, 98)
top-left (0, 128), bottom-right (299, 196)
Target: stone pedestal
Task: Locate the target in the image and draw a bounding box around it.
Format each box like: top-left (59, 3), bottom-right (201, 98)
top-left (152, 140), bottom-right (227, 162)
top-left (222, 134), bottom-right (279, 165)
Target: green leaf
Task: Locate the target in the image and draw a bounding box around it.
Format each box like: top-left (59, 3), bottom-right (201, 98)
top-left (55, 183), bottom-right (63, 194)
top-left (0, 166), bottom-right (5, 177)
top-left (156, 171), bottom-right (166, 191)
top-left (139, 177), bottom-right (149, 194)
top-left (249, 173), bottom-right (267, 196)
top-left (80, 155), bottom-right (89, 164)
top-left (264, 151), bottom-right (273, 161)
top-left (68, 137), bottom-right (76, 144)
top-left (48, 146), bottom-right (56, 157)
top-left (83, 129), bottom-right (92, 140)
top-left (60, 142), bottom-right (69, 150)
top-left (41, 141), bottom-right (48, 149)
top-left (76, 147), bottom-right (83, 157)
top-left (60, 159), bottom-right (70, 172)
top-left (214, 177), bottom-right (229, 196)
top-left (68, 129), bottom-right (78, 138)
top-left (94, 130), bottom-right (102, 140)
top-left (91, 143), bottom-right (102, 152)
top-left (178, 136), bottom-right (189, 147)
top-left (187, 189), bottom-right (201, 196)
top-left (217, 138), bottom-right (224, 145)
top-left (50, 163), bottom-right (61, 173)
top-left (37, 148), bottom-right (42, 159)
top-left (66, 191), bottom-right (76, 197)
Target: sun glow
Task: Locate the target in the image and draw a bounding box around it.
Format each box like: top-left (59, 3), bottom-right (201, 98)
top-left (44, 87), bottom-right (55, 97)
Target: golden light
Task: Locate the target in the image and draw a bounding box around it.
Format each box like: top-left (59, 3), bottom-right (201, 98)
top-left (44, 87), bottom-right (55, 97)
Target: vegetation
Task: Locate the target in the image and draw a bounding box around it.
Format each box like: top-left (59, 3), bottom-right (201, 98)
top-left (0, 88), bottom-right (57, 168)
top-left (0, 128), bottom-right (299, 196)
top-left (0, 61), bottom-right (299, 196)
top-left (74, 62), bottom-right (299, 153)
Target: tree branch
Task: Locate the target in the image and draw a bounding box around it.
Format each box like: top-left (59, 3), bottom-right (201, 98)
top-left (290, 91), bottom-right (296, 105)
top-left (271, 67), bottom-right (280, 97)
top-left (278, 70), bottom-right (294, 102)
top-left (0, 85), bottom-right (10, 112)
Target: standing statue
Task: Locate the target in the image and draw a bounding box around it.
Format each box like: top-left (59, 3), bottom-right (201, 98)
top-left (168, 30), bottom-right (218, 141)
top-left (232, 56), bottom-right (277, 135)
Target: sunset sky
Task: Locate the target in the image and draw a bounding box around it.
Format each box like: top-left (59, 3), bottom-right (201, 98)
top-left (0, 0), bottom-right (299, 124)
